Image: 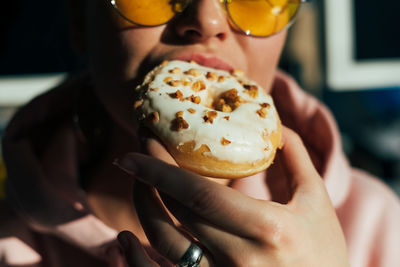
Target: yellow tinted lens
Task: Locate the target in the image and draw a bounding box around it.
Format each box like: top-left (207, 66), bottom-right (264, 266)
top-left (113, 0), bottom-right (187, 26)
top-left (226, 0), bottom-right (301, 37)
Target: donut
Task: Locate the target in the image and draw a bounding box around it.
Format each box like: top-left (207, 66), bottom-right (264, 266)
top-left (134, 60), bottom-right (282, 178)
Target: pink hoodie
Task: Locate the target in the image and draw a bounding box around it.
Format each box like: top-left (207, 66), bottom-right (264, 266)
top-left (1, 71), bottom-right (400, 267)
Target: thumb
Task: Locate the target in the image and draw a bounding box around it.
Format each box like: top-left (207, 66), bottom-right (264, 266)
top-left (279, 127), bottom-right (325, 200)
top-left (105, 243), bottom-right (128, 267)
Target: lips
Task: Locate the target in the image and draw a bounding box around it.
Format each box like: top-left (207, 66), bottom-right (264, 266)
top-left (173, 53), bottom-right (234, 72)
top-left (136, 52), bottom-right (236, 86)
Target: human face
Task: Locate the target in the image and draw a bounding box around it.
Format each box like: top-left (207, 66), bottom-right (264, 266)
top-left (84, 0), bottom-right (287, 132)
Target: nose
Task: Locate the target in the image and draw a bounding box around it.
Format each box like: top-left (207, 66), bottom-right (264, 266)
top-left (174, 0), bottom-right (230, 43)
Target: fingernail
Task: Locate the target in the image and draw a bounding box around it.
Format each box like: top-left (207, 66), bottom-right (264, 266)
top-left (117, 232), bottom-right (130, 253)
top-left (113, 155), bottom-right (138, 175)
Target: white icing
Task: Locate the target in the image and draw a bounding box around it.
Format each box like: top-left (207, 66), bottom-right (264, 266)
top-left (136, 60), bottom-right (279, 164)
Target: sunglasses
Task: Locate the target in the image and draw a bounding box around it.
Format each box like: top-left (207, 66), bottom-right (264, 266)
top-left (110, 0), bottom-right (308, 37)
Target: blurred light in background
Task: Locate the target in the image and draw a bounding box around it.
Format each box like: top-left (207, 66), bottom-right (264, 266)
top-left (324, 0), bottom-right (400, 90)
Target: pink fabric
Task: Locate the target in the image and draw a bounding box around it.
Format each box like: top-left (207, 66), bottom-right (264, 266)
top-left (1, 71), bottom-right (400, 266)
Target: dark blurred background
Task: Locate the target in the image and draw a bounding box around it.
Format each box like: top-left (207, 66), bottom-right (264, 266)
top-left (282, 0), bottom-right (400, 194)
top-left (0, 0), bottom-right (80, 74)
top-left (1, 0), bottom-right (400, 195)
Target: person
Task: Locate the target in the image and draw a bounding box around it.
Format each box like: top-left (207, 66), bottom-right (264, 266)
top-left (1, 0), bottom-right (400, 266)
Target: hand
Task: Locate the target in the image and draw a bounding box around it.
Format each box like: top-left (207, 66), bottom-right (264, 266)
top-left (115, 127), bottom-right (350, 267)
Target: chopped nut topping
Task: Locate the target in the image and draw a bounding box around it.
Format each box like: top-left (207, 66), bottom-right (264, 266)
top-left (246, 89), bottom-right (259, 98)
top-left (222, 104), bottom-right (232, 113)
top-left (175, 111), bottom-right (184, 118)
top-left (221, 137), bottom-right (231, 146)
top-left (218, 76), bottom-right (226, 82)
top-left (148, 111), bottom-right (160, 123)
top-left (182, 78), bottom-right (193, 86)
top-left (164, 76), bottom-right (173, 83)
top-left (217, 98), bottom-right (225, 105)
top-left (188, 108), bottom-right (196, 114)
top-left (213, 89), bottom-right (244, 112)
top-left (206, 72), bottom-right (218, 81)
top-left (168, 80), bottom-right (183, 87)
top-left (234, 101), bottom-right (241, 110)
top-left (244, 84), bottom-right (258, 91)
top-left (169, 67), bottom-right (181, 74)
top-left (186, 95), bottom-right (201, 104)
top-left (232, 69), bottom-right (244, 77)
top-left (260, 103), bottom-right (271, 108)
top-left (161, 60), bottom-right (169, 65)
top-left (203, 110), bottom-right (218, 123)
top-left (243, 84), bottom-right (259, 99)
top-left (169, 90), bottom-right (184, 101)
top-left (193, 96), bottom-right (201, 104)
top-left (264, 146), bottom-right (269, 151)
top-left (185, 68), bottom-right (202, 77)
top-left (133, 99), bottom-right (144, 109)
top-left (171, 117), bottom-right (189, 131)
top-left (222, 89), bottom-right (239, 102)
top-left (214, 100), bottom-right (225, 112)
top-left (256, 107), bottom-right (268, 118)
top-left (191, 80), bottom-right (206, 92)
top-left (150, 87), bottom-right (159, 92)
top-left (224, 116), bottom-right (230, 120)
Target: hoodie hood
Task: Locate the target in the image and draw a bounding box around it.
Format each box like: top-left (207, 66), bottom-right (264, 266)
top-left (231, 71), bottom-right (351, 205)
top-left (2, 73), bottom-right (118, 259)
top-left (1, 71), bottom-right (352, 259)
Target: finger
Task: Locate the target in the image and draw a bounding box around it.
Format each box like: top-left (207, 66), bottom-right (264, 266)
top-left (265, 153), bottom-right (291, 204)
top-left (105, 245), bottom-right (127, 267)
top-left (133, 181), bottom-right (194, 263)
top-left (135, 178), bottom-right (239, 260)
top-left (160, 192), bottom-right (246, 254)
top-left (116, 153), bottom-right (280, 238)
top-left (279, 127), bottom-right (325, 200)
top-left (118, 231), bottom-right (159, 267)
top-left (137, 129), bottom-right (241, 253)
top-left (134, 181), bottom-right (213, 266)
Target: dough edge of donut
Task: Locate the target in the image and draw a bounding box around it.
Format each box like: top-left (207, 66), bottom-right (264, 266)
top-left (165, 123), bottom-right (282, 179)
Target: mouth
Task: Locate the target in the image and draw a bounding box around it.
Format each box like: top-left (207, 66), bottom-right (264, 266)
top-left (136, 52), bottom-right (236, 87)
top-left (172, 53), bottom-right (234, 72)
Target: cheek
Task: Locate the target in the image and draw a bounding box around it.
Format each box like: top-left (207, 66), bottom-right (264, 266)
top-left (118, 29), bottom-right (165, 78)
top-left (87, 0), bottom-right (163, 86)
top-left (86, 0), bottom-right (166, 131)
top-left (241, 32), bottom-right (287, 91)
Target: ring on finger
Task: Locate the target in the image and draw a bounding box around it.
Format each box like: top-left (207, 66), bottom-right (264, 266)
top-left (176, 243), bottom-right (203, 267)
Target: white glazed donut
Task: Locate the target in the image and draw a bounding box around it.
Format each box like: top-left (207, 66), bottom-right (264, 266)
top-left (134, 60), bottom-right (282, 178)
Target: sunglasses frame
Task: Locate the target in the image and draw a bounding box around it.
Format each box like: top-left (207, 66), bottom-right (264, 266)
top-left (109, 0), bottom-right (310, 37)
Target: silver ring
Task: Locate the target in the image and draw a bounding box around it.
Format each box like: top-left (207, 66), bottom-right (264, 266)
top-left (176, 243), bottom-right (203, 267)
